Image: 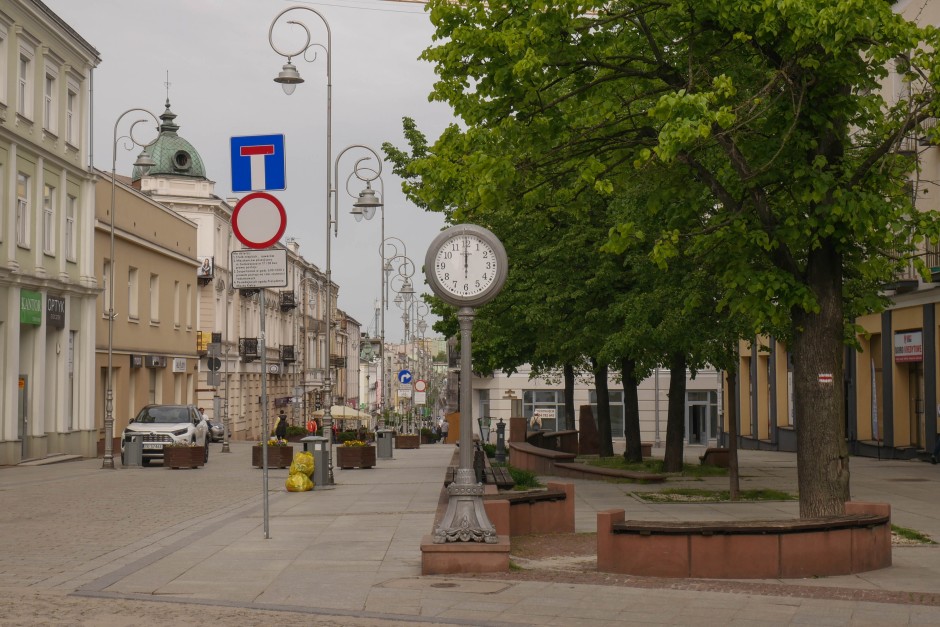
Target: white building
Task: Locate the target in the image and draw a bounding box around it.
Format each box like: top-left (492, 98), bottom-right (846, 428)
top-left (0, 0), bottom-right (99, 464)
top-left (130, 100), bottom-right (349, 439)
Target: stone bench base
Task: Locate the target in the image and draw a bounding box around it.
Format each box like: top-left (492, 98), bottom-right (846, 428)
top-left (597, 501), bottom-right (891, 579)
top-left (483, 482), bottom-right (575, 537)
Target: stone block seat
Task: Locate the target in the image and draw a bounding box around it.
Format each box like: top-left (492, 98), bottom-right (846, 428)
top-left (597, 501), bottom-right (892, 579)
top-left (699, 447), bottom-right (730, 467)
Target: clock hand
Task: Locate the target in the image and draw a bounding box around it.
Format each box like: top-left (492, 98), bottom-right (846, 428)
top-left (463, 236), bottom-right (469, 279)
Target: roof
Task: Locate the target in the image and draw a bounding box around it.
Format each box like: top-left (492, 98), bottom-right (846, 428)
top-left (132, 99), bottom-right (206, 181)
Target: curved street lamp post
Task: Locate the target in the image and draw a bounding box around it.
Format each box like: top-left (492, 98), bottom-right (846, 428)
top-left (102, 108), bottom-right (158, 470)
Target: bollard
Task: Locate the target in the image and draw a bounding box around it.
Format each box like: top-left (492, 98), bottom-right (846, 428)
top-left (495, 418), bottom-right (506, 463)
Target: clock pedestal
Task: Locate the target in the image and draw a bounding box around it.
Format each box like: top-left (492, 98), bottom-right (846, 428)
top-left (432, 308), bottom-right (499, 545)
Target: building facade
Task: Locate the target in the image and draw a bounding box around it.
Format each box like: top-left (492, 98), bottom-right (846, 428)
top-left (0, 0), bottom-right (99, 464)
top-left (130, 101), bottom-right (344, 440)
top-left (93, 171), bottom-right (200, 450)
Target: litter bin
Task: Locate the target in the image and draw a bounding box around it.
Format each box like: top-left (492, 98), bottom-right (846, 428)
top-left (123, 433), bottom-right (143, 467)
top-left (301, 436), bottom-right (329, 488)
top-left (376, 429), bottom-right (394, 460)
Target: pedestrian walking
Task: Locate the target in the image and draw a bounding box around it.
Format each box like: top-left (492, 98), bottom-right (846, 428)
top-left (441, 419), bottom-right (449, 443)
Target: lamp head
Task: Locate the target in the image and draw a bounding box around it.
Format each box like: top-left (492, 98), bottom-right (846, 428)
top-left (352, 181), bottom-right (382, 221)
top-left (134, 149), bottom-right (156, 175)
top-left (275, 61), bottom-right (303, 95)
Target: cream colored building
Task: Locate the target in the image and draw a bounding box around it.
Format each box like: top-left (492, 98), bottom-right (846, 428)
top-left (93, 171), bottom-right (200, 445)
top-left (128, 100), bottom-right (340, 440)
top-left (0, 0), bottom-right (99, 464)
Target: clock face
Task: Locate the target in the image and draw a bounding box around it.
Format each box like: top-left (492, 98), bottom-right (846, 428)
top-left (426, 225), bottom-right (507, 307)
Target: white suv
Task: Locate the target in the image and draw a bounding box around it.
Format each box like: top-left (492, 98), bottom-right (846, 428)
top-left (121, 404), bottom-right (210, 466)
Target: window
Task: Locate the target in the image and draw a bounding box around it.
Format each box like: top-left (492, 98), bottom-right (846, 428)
top-left (149, 274), bottom-right (159, 323)
top-left (128, 267), bottom-right (139, 320)
top-left (0, 25), bottom-right (8, 104)
top-left (16, 172), bottom-right (29, 248)
top-left (589, 390), bottom-right (625, 438)
top-left (173, 280), bottom-right (180, 328)
top-left (65, 83), bottom-right (78, 145)
top-left (43, 67), bottom-right (57, 133)
top-left (522, 390), bottom-right (565, 432)
top-left (186, 283), bottom-right (192, 328)
top-left (17, 46), bottom-right (33, 119)
top-left (42, 184), bottom-right (55, 255)
top-left (102, 260), bottom-right (111, 316)
top-left (65, 195), bottom-right (77, 261)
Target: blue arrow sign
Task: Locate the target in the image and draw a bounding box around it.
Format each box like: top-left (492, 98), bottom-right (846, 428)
top-left (398, 369), bottom-right (413, 384)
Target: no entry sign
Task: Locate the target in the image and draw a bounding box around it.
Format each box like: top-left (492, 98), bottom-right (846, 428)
top-left (231, 192), bottom-right (287, 249)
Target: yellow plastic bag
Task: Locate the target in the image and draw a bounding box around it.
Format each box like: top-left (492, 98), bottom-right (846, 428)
top-left (290, 451), bottom-right (315, 477)
top-left (286, 472), bottom-right (313, 492)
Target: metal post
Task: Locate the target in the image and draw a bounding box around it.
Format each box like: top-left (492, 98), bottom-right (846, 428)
top-left (260, 291), bottom-right (270, 538)
top-left (433, 307), bottom-right (497, 544)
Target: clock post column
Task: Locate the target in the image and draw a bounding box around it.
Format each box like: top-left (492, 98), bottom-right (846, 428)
top-left (432, 306), bottom-right (498, 544)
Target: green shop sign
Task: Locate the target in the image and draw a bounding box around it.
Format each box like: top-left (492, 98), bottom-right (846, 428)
top-left (20, 290), bottom-right (42, 325)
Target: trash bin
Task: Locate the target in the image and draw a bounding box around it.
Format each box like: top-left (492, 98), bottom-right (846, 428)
top-left (301, 436), bottom-right (329, 488)
top-left (123, 434), bottom-right (143, 467)
top-left (376, 429), bottom-right (394, 459)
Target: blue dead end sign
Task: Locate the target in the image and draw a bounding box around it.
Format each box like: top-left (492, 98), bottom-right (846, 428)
top-left (231, 134), bottom-right (286, 192)
top-left (231, 192), bottom-right (287, 249)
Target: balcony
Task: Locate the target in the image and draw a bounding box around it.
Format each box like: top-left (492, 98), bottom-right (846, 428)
top-left (239, 288), bottom-right (259, 299)
top-left (281, 345), bottom-right (296, 364)
top-left (238, 337), bottom-right (259, 362)
top-left (280, 291), bottom-right (296, 311)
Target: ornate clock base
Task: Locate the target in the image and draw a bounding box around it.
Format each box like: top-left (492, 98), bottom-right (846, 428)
top-left (433, 469), bottom-right (498, 544)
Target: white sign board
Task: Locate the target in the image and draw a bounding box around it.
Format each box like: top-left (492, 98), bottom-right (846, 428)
top-left (398, 387), bottom-right (413, 399)
top-left (894, 330), bottom-right (923, 363)
top-left (531, 408), bottom-right (556, 428)
top-left (231, 249), bottom-right (288, 288)
top-left (415, 391), bottom-right (427, 405)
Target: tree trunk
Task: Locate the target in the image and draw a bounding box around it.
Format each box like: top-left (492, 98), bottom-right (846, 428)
top-left (791, 241), bottom-right (850, 518)
top-left (592, 358), bottom-right (614, 457)
top-left (621, 357), bottom-right (643, 463)
top-left (564, 364), bottom-right (576, 430)
top-left (662, 352), bottom-right (687, 473)
top-left (725, 366), bottom-right (740, 501)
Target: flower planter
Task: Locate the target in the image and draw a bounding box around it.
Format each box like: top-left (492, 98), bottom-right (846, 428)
top-left (336, 445), bottom-right (376, 469)
top-left (164, 446), bottom-right (205, 469)
top-left (252, 445), bottom-right (294, 469)
top-left (395, 434), bottom-right (420, 449)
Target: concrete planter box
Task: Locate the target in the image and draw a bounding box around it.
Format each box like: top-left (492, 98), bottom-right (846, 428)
top-left (252, 445), bottom-right (294, 469)
top-left (336, 445), bottom-right (376, 469)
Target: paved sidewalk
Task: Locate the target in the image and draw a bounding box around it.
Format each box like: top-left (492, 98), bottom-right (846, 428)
top-left (2, 441), bottom-right (939, 625)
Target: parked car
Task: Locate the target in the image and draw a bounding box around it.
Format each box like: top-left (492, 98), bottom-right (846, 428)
top-left (121, 404), bottom-right (210, 466)
top-left (207, 420), bottom-right (229, 442)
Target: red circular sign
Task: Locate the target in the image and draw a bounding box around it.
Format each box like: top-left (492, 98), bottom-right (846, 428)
top-left (231, 192), bottom-right (287, 249)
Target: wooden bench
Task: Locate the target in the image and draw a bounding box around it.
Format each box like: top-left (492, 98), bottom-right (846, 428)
top-left (484, 466), bottom-right (516, 490)
top-left (699, 447), bottom-right (730, 467)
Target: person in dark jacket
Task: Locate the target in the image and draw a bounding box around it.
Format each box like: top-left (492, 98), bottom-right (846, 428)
top-left (275, 411), bottom-right (288, 440)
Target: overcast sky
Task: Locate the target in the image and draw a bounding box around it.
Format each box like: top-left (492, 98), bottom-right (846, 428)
top-left (44, 0), bottom-right (451, 343)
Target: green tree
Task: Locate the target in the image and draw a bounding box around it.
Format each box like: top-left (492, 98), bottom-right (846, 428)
top-left (418, 0), bottom-right (940, 517)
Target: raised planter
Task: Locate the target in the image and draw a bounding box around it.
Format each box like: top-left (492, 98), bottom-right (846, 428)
top-left (252, 445), bottom-right (294, 469)
top-left (597, 501), bottom-right (892, 579)
top-left (336, 445), bottom-right (376, 469)
top-left (395, 434), bottom-right (420, 449)
top-left (164, 445), bottom-right (205, 469)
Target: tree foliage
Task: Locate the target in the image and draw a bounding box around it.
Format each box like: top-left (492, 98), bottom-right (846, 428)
top-left (395, 0), bottom-right (940, 517)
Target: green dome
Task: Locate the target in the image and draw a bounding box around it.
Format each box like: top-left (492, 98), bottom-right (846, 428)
top-left (132, 99), bottom-right (206, 181)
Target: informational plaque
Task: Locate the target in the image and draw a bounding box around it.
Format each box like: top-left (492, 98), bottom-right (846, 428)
top-left (231, 249), bottom-right (288, 288)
